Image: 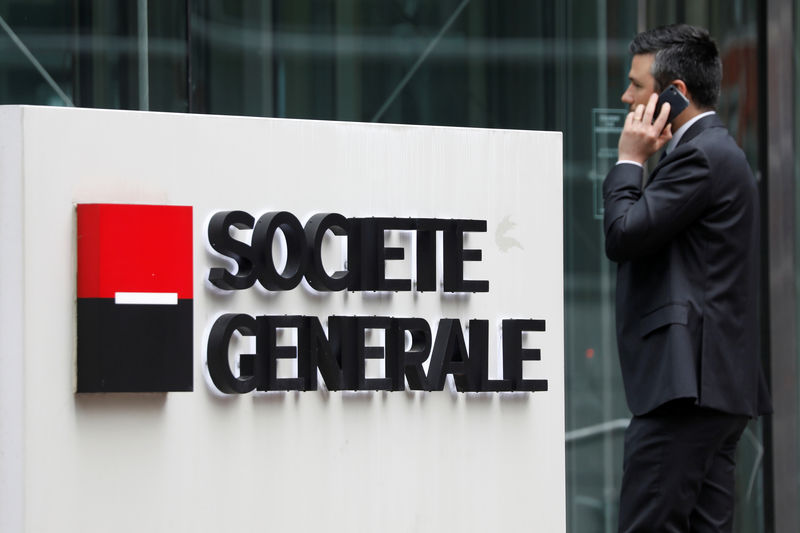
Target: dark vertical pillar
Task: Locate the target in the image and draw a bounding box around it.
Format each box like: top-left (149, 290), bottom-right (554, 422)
top-left (185, 0), bottom-right (192, 112)
top-left (762, 1), bottom-right (799, 531)
top-left (74, 0), bottom-right (92, 107)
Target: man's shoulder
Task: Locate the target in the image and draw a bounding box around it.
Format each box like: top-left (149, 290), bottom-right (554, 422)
top-left (671, 121), bottom-right (757, 197)
top-left (681, 115), bottom-right (738, 154)
top-left (672, 121), bottom-right (744, 167)
top-left (653, 124), bottom-right (754, 194)
top-left (693, 128), bottom-right (752, 174)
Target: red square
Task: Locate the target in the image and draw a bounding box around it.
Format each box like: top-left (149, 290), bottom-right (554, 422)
top-left (76, 204), bottom-right (194, 392)
top-left (78, 204), bottom-right (193, 299)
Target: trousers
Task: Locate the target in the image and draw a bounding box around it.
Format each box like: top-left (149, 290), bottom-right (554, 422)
top-left (617, 400), bottom-right (749, 533)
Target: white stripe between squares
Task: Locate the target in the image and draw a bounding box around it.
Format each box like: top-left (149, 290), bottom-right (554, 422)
top-left (114, 292), bottom-right (178, 305)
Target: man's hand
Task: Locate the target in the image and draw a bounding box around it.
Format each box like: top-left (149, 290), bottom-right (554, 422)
top-left (618, 92), bottom-right (673, 164)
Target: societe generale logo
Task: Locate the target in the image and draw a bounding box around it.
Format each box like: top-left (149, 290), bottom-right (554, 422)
top-left (76, 204), bottom-right (193, 392)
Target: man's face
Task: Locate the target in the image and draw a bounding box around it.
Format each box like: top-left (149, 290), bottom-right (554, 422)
top-left (621, 53), bottom-right (656, 111)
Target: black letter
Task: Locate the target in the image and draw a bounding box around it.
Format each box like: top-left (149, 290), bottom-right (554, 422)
top-left (467, 320), bottom-right (512, 392)
top-left (502, 319), bottom-right (547, 392)
top-left (207, 210), bottom-right (257, 290)
top-left (253, 212), bottom-right (307, 291)
top-left (304, 213), bottom-right (351, 291)
top-left (443, 219), bottom-right (489, 292)
top-left (207, 313), bottom-right (258, 393)
top-left (415, 219), bottom-right (447, 292)
top-left (355, 316), bottom-right (393, 390)
top-left (376, 218), bottom-right (414, 291)
top-left (428, 319), bottom-right (476, 391)
top-left (305, 316), bottom-right (346, 391)
top-left (391, 318), bottom-right (432, 391)
top-left (257, 315), bottom-right (306, 391)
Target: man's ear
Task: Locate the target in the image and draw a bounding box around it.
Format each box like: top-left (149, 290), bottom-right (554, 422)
top-left (672, 80), bottom-right (689, 98)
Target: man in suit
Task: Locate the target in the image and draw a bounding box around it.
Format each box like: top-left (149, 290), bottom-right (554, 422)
top-left (603, 24), bottom-right (772, 532)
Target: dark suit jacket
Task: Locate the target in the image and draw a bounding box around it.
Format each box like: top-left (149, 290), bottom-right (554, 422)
top-left (603, 114), bottom-right (772, 417)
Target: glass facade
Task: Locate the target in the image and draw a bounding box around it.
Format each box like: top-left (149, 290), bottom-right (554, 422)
top-left (0, 1), bottom-right (790, 531)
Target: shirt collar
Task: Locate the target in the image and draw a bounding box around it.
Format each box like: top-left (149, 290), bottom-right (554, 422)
top-left (665, 110), bottom-right (716, 154)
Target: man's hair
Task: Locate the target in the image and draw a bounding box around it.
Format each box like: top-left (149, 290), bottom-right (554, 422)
top-left (630, 24), bottom-right (721, 109)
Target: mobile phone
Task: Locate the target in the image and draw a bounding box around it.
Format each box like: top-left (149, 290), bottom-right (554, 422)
top-left (654, 85), bottom-right (689, 124)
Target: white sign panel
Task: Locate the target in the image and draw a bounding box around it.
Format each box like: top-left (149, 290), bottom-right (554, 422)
top-left (0, 105), bottom-right (564, 532)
